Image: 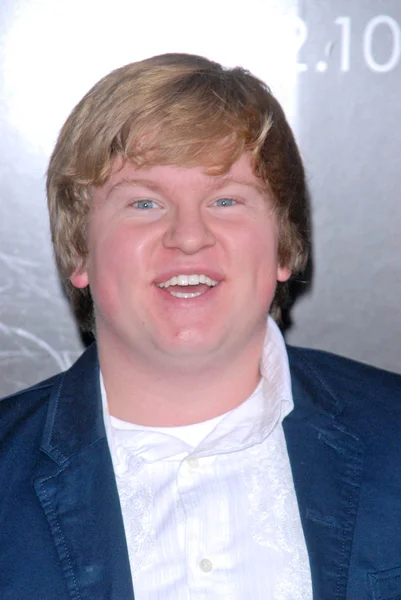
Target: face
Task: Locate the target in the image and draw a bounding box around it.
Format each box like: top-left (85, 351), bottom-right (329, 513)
top-left (71, 153), bottom-right (290, 369)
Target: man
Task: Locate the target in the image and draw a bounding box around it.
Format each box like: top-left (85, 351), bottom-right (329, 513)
top-left (1, 53), bottom-right (401, 600)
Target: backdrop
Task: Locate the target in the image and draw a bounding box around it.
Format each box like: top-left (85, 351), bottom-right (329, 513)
top-left (1, 0), bottom-right (400, 396)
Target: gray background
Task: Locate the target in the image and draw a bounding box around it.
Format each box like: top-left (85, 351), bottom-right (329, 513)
top-left (0, 0), bottom-right (400, 397)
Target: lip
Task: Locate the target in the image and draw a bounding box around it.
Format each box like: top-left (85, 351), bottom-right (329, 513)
top-left (153, 267), bottom-right (224, 285)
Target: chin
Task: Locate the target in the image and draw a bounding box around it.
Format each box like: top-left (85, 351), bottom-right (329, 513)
top-left (156, 331), bottom-right (220, 357)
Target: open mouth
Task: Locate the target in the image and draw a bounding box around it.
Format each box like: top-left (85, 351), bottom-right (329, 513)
top-left (155, 274), bottom-right (220, 299)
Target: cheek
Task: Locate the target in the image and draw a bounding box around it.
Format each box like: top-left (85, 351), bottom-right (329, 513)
top-left (240, 225), bottom-right (279, 271)
top-left (87, 225), bottom-right (148, 311)
top-left (237, 225), bottom-right (281, 296)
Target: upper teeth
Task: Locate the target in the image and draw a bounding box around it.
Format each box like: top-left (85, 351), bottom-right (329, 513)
top-left (157, 274), bottom-right (219, 288)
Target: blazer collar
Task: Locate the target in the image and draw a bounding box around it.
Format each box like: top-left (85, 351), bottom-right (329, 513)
top-left (35, 343), bottom-right (135, 600)
top-left (285, 346), bottom-right (365, 600)
top-left (40, 343), bottom-right (105, 465)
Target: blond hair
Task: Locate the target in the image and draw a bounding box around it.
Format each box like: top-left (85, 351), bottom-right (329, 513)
top-left (47, 53), bottom-right (309, 331)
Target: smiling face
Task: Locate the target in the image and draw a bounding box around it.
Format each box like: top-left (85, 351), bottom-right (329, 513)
top-left (70, 153), bottom-right (290, 371)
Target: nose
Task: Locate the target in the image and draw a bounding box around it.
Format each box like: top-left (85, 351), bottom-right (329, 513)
top-left (163, 205), bottom-right (216, 254)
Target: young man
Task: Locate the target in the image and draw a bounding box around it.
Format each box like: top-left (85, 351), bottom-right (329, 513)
top-left (1, 53), bottom-right (401, 600)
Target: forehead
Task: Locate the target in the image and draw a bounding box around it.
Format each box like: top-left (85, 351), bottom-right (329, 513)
top-left (100, 153), bottom-right (268, 198)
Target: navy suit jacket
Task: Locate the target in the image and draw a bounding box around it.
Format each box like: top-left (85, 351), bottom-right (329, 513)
top-left (1, 343), bottom-right (401, 599)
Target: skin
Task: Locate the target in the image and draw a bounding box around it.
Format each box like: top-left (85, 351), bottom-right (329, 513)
top-left (70, 153), bottom-right (291, 425)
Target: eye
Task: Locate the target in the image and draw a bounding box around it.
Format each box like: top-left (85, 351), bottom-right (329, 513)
top-left (132, 200), bottom-right (159, 210)
top-left (214, 198), bottom-right (237, 207)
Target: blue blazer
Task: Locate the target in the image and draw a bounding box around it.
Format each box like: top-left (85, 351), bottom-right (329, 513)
top-left (1, 343), bottom-right (401, 599)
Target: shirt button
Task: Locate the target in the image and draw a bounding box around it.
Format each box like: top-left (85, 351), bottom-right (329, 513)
top-left (199, 558), bottom-right (213, 573)
top-left (186, 458), bottom-right (200, 469)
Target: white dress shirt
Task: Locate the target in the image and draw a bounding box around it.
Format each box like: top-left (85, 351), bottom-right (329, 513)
top-left (101, 317), bottom-right (312, 599)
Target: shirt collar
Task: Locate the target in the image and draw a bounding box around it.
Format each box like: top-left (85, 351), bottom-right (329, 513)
top-left (101, 316), bottom-right (293, 465)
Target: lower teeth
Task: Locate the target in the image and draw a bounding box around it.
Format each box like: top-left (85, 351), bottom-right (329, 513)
top-left (169, 290), bottom-right (204, 299)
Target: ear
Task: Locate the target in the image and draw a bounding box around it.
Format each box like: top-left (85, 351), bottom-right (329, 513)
top-left (70, 265), bottom-right (89, 289)
top-left (277, 264), bottom-right (291, 283)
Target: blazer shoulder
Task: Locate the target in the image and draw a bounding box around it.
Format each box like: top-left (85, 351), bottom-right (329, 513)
top-left (0, 372), bottom-right (62, 428)
top-left (1, 372), bottom-right (61, 402)
top-left (287, 345), bottom-right (401, 418)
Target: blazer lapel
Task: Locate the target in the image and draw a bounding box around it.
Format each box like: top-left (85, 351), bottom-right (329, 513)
top-left (285, 349), bottom-right (365, 600)
top-left (33, 344), bottom-right (134, 600)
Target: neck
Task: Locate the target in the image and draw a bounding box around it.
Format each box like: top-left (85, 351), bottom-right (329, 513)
top-left (98, 338), bottom-right (264, 427)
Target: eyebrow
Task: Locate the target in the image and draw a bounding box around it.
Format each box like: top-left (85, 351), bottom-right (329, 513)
top-left (210, 175), bottom-right (267, 195)
top-left (106, 178), bottom-right (164, 199)
top-left (106, 174), bottom-right (268, 200)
